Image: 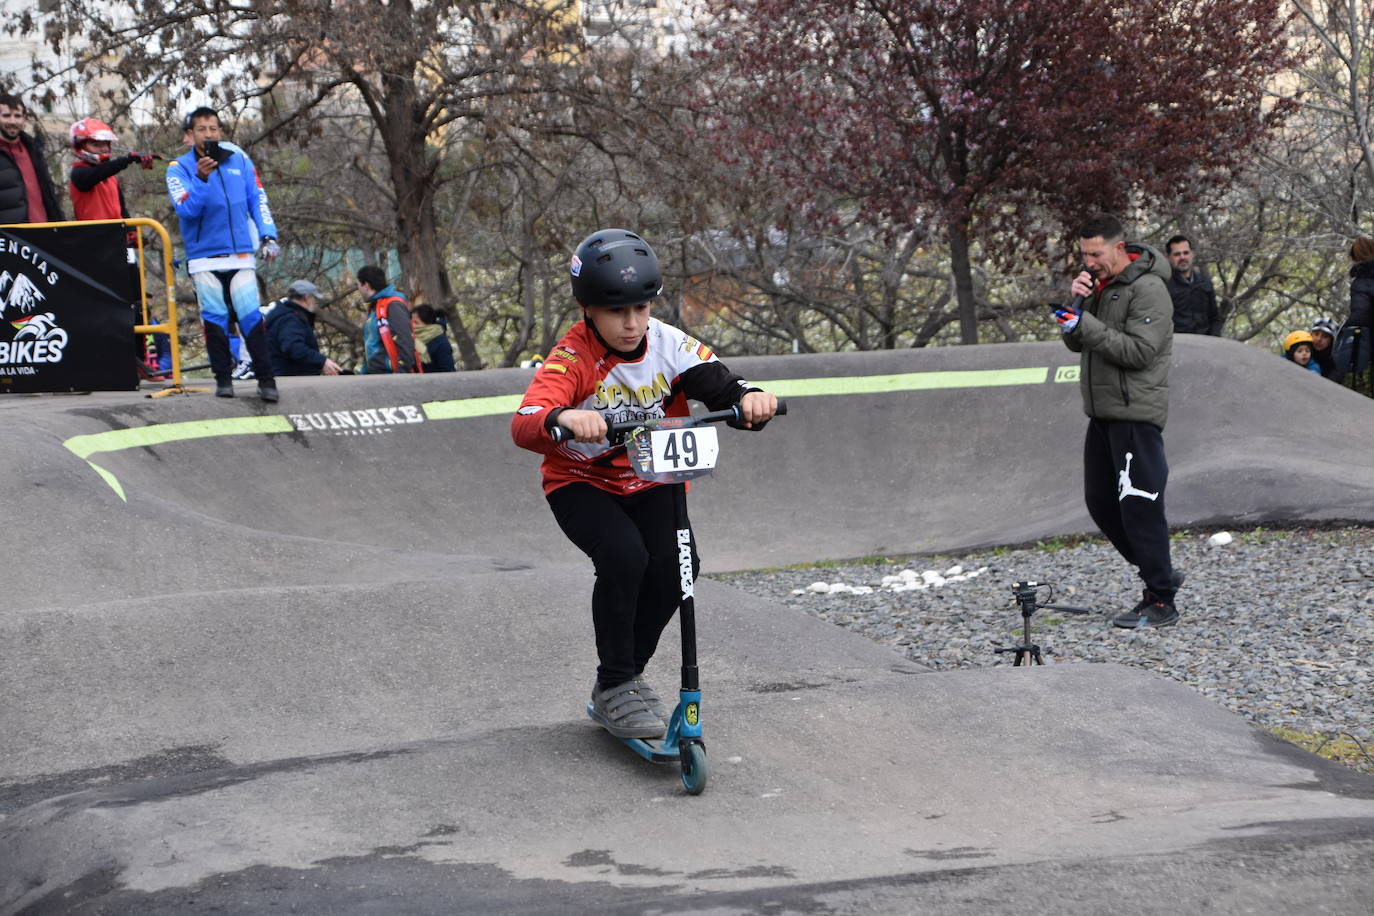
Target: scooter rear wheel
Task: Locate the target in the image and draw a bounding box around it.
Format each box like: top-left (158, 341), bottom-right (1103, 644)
top-left (680, 741), bottom-right (708, 794)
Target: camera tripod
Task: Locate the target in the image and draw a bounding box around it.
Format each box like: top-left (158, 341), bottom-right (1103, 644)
top-left (993, 580), bottom-right (1095, 666)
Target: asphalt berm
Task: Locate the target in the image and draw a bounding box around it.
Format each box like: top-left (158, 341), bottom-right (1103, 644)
top-left (2, 336), bottom-right (1371, 914)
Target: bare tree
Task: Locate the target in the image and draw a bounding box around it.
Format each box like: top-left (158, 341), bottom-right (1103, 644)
top-left (4, 0), bottom-right (586, 368)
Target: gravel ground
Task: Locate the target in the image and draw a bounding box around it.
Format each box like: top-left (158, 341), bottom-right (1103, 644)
top-left (713, 524), bottom-right (1374, 770)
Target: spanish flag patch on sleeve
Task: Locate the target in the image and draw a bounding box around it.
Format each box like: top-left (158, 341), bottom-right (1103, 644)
top-left (542, 363), bottom-right (568, 374)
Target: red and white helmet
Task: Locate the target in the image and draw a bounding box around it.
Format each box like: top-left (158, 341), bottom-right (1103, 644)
top-left (69, 118), bottom-right (118, 163)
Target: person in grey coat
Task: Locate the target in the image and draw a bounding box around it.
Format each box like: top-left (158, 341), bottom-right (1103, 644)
top-left (1056, 214), bottom-right (1180, 629)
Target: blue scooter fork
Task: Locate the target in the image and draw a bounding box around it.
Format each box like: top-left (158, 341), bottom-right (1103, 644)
top-left (621, 687), bottom-right (702, 763)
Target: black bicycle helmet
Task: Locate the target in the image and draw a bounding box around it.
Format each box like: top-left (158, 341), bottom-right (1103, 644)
top-left (569, 228), bottom-right (663, 307)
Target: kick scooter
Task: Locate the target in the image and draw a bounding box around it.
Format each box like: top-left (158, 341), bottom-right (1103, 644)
top-left (552, 400), bottom-right (786, 794)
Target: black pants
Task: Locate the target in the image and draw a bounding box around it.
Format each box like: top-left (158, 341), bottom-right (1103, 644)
top-left (548, 482), bottom-right (699, 689)
top-left (203, 321), bottom-right (273, 383)
top-left (1083, 419), bottom-right (1176, 599)
top-left (198, 269), bottom-right (275, 384)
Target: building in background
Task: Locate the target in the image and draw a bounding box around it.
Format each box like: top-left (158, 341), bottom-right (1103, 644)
top-left (582, 0), bottom-right (703, 55)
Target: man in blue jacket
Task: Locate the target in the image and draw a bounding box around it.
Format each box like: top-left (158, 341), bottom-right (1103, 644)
top-left (265, 279), bottom-right (342, 377)
top-left (166, 106), bottom-right (280, 401)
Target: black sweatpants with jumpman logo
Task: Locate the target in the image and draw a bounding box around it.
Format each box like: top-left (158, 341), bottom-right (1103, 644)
top-left (1083, 418), bottom-right (1177, 600)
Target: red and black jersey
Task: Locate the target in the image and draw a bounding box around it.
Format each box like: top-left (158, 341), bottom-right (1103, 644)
top-left (69, 157), bottom-right (130, 222)
top-left (512, 317), bottom-right (756, 495)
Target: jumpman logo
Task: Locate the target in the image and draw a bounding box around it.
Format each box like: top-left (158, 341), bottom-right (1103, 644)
top-left (1117, 452), bottom-right (1159, 502)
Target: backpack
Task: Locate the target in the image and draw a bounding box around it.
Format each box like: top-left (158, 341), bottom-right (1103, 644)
top-left (1332, 323), bottom-right (1371, 377)
top-left (373, 295), bottom-right (423, 374)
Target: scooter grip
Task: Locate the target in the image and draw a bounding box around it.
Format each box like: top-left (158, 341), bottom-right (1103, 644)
top-left (775, 398), bottom-right (787, 416)
top-left (549, 425), bottom-right (572, 443)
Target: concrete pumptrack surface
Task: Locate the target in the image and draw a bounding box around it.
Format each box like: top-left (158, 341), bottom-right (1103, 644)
top-left (1, 335), bottom-right (1373, 914)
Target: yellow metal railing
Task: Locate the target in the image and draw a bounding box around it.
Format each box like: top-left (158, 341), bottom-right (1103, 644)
top-left (7, 217), bottom-right (187, 390)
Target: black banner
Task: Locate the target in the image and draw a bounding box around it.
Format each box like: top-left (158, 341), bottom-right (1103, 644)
top-left (0, 223), bottom-right (136, 393)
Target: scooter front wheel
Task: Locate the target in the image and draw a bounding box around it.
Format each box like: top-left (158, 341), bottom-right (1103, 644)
top-left (680, 741), bottom-right (708, 795)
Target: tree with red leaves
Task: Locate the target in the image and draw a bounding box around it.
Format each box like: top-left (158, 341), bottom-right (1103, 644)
top-left (699, 0), bottom-right (1297, 343)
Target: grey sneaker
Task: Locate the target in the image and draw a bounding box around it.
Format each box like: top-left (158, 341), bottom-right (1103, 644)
top-left (633, 674), bottom-right (670, 723)
top-left (590, 680), bottom-right (666, 739)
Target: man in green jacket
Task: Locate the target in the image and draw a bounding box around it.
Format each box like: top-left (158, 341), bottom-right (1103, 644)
top-left (1057, 214), bottom-right (1180, 628)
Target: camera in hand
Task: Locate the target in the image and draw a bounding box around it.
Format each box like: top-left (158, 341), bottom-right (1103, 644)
top-left (201, 140), bottom-right (232, 164)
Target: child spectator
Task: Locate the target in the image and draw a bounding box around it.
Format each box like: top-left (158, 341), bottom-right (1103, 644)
top-left (1284, 330), bottom-right (1322, 375)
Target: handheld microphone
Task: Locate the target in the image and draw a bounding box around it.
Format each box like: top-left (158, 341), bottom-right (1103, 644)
top-left (1067, 265), bottom-right (1092, 311)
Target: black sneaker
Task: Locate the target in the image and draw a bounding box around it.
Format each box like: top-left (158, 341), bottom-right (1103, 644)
top-left (257, 381), bottom-right (279, 403)
top-left (215, 379), bottom-right (235, 398)
top-left (1112, 591), bottom-right (1179, 629)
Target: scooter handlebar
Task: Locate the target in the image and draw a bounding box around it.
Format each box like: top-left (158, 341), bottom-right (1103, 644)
top-left (548, 397), bottom-right (786, 443)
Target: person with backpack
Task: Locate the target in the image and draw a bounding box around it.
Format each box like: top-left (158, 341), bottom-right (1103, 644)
top-left (356, 265), bottom-right (418, 374)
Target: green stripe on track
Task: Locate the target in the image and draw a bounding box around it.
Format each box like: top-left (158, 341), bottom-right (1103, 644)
top-left (64, 415), bottom-right (295, 460)
top-left (763, 367), bottom-right (1049, 397)
top-left (61, 366), bottom-right (1060, 499)
top-left (421, 394), bottom-right (523, 420)
top-left (64, 416), bottom-right (295, 503)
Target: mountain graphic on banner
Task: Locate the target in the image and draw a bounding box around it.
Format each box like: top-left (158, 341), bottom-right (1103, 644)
top-left (0, 270), bottom-right (47, 322)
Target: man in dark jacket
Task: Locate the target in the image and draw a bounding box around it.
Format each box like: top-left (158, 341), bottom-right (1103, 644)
top-left (0, 93), bottom-right (64, 225)
top-left (1056, 215), bottom-right (1180, 629)
top-left (1335, 237), bottom-right (1374, 386)
top-left (1163, 235), bottom-right (1223, 335)
top-left (265, 280), bottom-right (342, 376)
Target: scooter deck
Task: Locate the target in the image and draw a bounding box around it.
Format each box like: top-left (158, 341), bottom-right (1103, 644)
top-left (586, 703), bottom-right (681, 763)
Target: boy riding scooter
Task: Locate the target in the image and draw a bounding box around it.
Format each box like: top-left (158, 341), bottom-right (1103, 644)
top-left (510, 228), bottom-right (778, 740)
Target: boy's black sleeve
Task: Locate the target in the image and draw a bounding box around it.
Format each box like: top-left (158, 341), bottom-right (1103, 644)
top-left (70, 156), bottom-right (136, 192)
top-left (680, 361), bottom-right (762, 416)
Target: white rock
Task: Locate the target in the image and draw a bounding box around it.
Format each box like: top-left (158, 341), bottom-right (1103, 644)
top-left (807, 582), bottom-right (831, 593)
top-left (1208, 531), bottom-right (1234, 547)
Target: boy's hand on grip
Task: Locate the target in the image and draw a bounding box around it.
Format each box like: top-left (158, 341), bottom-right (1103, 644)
top-left (555, 409), bottom-right (608, 443)
top-left (737, 390), bottom-right (778, 428)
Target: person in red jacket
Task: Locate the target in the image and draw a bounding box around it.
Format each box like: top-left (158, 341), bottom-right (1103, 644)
top-left (512, 228), bottom-right (778, 740)
top-left (68, 117), bottom-right (159, 368)
top-left (68, 118), bottom-right (156, 226)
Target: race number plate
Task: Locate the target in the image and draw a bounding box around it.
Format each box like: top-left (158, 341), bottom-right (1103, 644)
top-left (626, 423), bottom-right (720, 482)
top-left (649, 426), bottom-right (718, 473)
